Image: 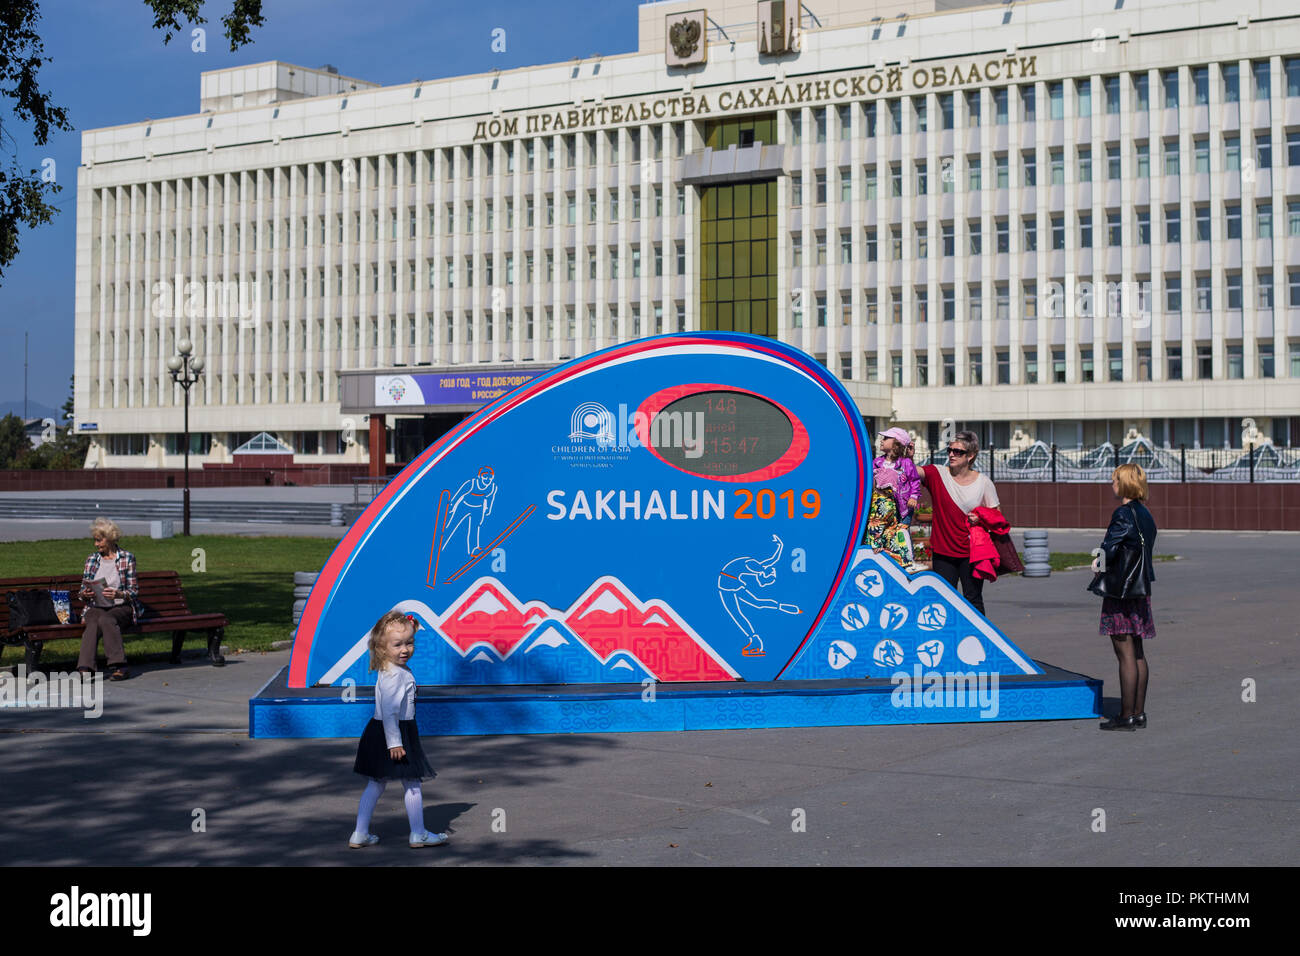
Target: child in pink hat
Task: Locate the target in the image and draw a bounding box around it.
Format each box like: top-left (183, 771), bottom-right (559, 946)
top-left (874, 427), bottom-right (921, 524)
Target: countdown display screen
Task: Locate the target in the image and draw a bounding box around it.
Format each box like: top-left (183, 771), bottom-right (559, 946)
top-left (652, 390), bottom-right (793, 478)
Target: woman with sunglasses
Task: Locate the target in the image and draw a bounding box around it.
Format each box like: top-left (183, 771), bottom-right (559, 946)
top-left (917, 430), bottom-right (1000, 616)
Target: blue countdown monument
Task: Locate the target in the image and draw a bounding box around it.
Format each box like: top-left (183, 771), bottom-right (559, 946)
top-left (251, 333), bottom-right (1099, 737)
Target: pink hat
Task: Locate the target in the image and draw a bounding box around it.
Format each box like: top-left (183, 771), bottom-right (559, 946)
top-left (880, 427), bottom-right (913, 447)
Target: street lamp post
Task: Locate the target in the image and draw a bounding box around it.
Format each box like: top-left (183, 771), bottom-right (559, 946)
top-left (167, 339), bottom-right (205, 536)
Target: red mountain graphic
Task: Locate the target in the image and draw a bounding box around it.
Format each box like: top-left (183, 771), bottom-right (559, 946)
top-left (437, 580), bottom-right (551, 656)
top-left (565, 579), bottom-right (736, 682)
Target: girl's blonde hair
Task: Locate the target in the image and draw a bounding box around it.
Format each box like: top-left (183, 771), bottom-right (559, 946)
top-left (367, 610), bottom-right (418, 671)
top-left (89, 517), bottom-right (122, 545)
top-left (1112, 463), bottom-right (1149, 502)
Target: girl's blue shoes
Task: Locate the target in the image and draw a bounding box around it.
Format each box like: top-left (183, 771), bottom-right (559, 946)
top-left (409, 831), bottom-right (449, 848)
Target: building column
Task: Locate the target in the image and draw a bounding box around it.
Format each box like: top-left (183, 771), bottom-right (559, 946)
top-left (369, 413), bottom-right (386, 478)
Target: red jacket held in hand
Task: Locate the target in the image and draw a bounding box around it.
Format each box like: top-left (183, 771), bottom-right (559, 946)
top-left (969, 506), bottom-right (1023, 581)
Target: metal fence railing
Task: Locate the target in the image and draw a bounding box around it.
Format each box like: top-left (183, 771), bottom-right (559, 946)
top-left (920, 441), bottom-right (1300, 483)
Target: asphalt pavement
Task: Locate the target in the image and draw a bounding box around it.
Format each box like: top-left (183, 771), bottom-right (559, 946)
top-left (0, 528), bottom-right (1295, 866)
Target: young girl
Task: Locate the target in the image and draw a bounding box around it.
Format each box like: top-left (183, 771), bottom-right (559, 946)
top-left (349, 611), bottom-right (449, 849)
top-left (874, 428), bottom-right (922, 525)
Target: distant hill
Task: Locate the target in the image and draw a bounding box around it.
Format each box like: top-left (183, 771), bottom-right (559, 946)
top-left (0, 400), bottom-right (62, 421)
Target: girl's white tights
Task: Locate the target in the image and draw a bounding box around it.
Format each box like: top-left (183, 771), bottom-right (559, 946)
top-left (355, 778), bottom-right (426, 835)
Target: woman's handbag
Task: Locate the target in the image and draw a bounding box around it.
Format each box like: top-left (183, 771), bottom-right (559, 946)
top-left (5, 589), bottom-right (59, 629)
top-left (1087, 504), bottom-right (1148, 599)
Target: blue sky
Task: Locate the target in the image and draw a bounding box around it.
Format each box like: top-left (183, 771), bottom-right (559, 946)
top-left (0, 0), bottom-right (642, 414)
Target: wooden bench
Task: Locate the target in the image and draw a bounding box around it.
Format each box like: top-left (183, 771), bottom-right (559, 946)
top-left (1, 571), bottom-right (227, 671)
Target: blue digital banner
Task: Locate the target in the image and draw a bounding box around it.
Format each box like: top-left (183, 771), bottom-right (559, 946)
top-left (374, 369), bottom-right (549, 407)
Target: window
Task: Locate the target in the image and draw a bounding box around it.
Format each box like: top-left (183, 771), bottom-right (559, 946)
top-left (1077, 79), bottom-right (1092, 117)
top-left (890, 164), bottom-right (902, 197)
top-left (816, 172), bottom-right (827, 204)
top-left (1166, 276), bottom-right (1182, 313)
top-left (996, 219), bottom-right (1009, 253)
top-left (791, 113), bottom-right (802, 145)
top-left (968, 157), bottom-right (982, 191)
top-left (1260, 344), bottom-right (1275, 379)
top-left (914, 97), bottom-right (928, 132)
top-left (916, 290), bottom-right (927, 323)
top-left (1257, 133), bottom-right (1272, 169)
top-left (1293, 343), bottom-right (1300, 378)
top-left (941, 158), bottom-right (954, 193)
top-left (840, 232), bottom-right (852, 264)
top-left (1195, 275), bottom-right (1211, 311)
top-left (1052, 216), bottom-right (1065, 250)
top-left (1257, 203), bottom-right (1273, 238)
top-left (1166, 206), bottom-right (1181, 243)
top-left (1023, 282), bottom-right (1037, 320)
top-left (1223, 63), bottom-right (1240, 103)
top-left (1050, 150), bottom-right (1065, 185)
top-left (1164, 140), bottom-right (1180, 177)
top-left (815, 108), bottom-right (827, 143)
top-left (1289, 131), bottom-right (1300, 166)
top-left (1167, 345), bottom-right (1183, 380)
top-left (968, 284), bottom-right (982, 322)
top-left (840, 173), bottom-right (852, 204)
top-left (865, 291), bottom-right (878, 324)
top-left (994, 88), bottom-right (1008, 125)
top-left (940, 93), bottom-right (954, 129)
top-left (942, 223), bottom-right (955, 257)
top-left (1137, 209), bottom-right (1150, 245)
top-left (916, 226), bottom-right (927, 258)
top-left (1081, 347), bottom-right (1095, 382)
top-left (1226, 204), bottom-right (1241, 239)
top-left (1107, 146), bottom-right (1121, 180)
top-left (1052, 348), bottom-right (1067, 383)
top-left (1049, 82), bottom-right (1064, 120)
top-left (942, 287), bottom-right (955, 322)
top-left (1136, 143), bottom-right (1150, 178)
top-left (865, 167), bottom-right (877, 199)
top-left (995, 284), bottom-right (1010, 319)
top-left (1137, 347), bottom-right (1152, 382)
top-left (865, 228), bottom-right (878, 261)
top-left (891, 355), bottom-right (903, 387)
top-left (1197, 345), bottom-right (1213, 378)
top-left (792, 176), bottom-right (802, 206)
top-left (890, 227), bottom-right (902, 260)
top-left (1226, 273), bottom-right (1242, 309)
top-left (1022, 151), bottom-right (1036, 187)
top-left (1023, 217), bottom-right (1037, 252)
top-left (1253, 60), bottom-right (1270, 100)
top-left (996, 155), bottom-right (1009, 189)
top-left (838, 104), bottom-right (852, 135)
top-left (1289, 57), bottom-right (1300, 97)
top-left (1021, 84), bottom-right (1036, 121)
top-left (969, 220), bottom-right (982, 255)
top-left (915, 354), bottom-right (928, 386)
top-left (816, 232), bottom-right (828, 264)
top-left (1195, 206), bottom-right (1210, 241)
top-left (969, 351), bottom-right (983, 385)
top-left (889, 100), bottom-right (902, 134)
top-left (1135, 74), bottom-right (1149, 112)
top-left (1104, 75), bottom-right (1120, 114)
top-left (996, 350), bottom-right (1010, 384)
top-left (1162, 69), bottom-right (1180, 109)
top-left (915, 162), bottom-right (927, 196)
top-left (1108, 347), bottom-right (1123, 382)
top-left (1194, 138), bottom-right (1210, 173)
top-left (1193, 66), bottom-right (1209, 105)
top-left (966, 90), bottom-right (980, 127)
top-left (1024, 351), bottom-right (1038, 385)
top-left (1078, 147), bottom-right (1092, 182)
top-left (1291, 270), bottom-right (1300, 307)
top-left (1107, 212), bottom-right (1122, 246)
top-left (1225, 136), bottom-right (1241, 173)
top-left (1258, 271), bottom-right (1274, 309)
top-left (1227, 344), bottom-right (1243, 379)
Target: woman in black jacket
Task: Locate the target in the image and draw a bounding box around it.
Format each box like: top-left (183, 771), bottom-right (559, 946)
top-left (1092, 463), bottom-right (1158, 731)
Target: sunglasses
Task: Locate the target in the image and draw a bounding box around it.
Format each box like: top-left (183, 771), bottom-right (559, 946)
top-left (946, 446), bottom-right (971, 456)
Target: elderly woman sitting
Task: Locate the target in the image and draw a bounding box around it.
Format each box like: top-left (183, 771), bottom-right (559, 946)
top-left (77, 518), bottom-right (143, 680)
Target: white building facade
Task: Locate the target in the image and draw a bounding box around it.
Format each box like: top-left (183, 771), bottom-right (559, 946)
top-left (75, 0), bottom-right (1300, 468)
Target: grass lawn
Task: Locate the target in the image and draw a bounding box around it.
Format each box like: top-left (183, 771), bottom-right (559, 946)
top-left (1, 536), bottom-right (340, 669)
top-left (1031, 551), bottom-right (1178, 572)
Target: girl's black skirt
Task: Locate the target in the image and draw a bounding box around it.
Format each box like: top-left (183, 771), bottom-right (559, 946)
top-left (353, 718), bottom-right (435, 781)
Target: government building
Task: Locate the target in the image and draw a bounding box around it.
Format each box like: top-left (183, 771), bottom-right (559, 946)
top-left (74, 0), bottom-right (1300, 470)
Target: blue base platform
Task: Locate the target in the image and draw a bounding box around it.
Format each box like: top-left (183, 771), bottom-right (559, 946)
top-left (249, 663), bottom-right (1102, 738)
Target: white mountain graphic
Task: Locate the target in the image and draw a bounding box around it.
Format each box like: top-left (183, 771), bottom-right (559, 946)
top-left (577, 588), bottom-right (630, 618)
top-left (642, 610), bottom-right (670, 627)
top-left (460, 589), bottom-right (510, 618)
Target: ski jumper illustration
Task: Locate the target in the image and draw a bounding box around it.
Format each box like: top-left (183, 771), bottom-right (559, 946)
top-left (441, 467), bottom-right (498, 556)
top-left (717, 534), bottom-right (801, 657)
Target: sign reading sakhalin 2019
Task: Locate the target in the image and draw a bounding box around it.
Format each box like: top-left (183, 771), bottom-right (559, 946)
top-left (288, 332), bottom-right (1044, 694)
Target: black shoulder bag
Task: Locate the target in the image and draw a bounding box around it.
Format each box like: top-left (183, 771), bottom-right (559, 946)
top-left (5, 589), bottom-right (60, 629)
top-left (1088, 504), bottom-right (1148, 600)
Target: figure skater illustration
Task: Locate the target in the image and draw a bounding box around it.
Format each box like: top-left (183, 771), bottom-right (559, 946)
top-left (441, 466), bottom-right (498, 556)
top-left (717, 534), bottom-right (801, 657)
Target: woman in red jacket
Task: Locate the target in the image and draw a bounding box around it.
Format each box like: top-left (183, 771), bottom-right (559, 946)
top-left (918, 430), bottom-right (1001, 616)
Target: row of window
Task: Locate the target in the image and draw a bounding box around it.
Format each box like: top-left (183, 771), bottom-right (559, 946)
top-left (793, 60), bottom-right (1300, 141)
top-left (868, 343), bottom-right (1300, 387)
top-left (792, 132), bottom-right (1300, 205)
